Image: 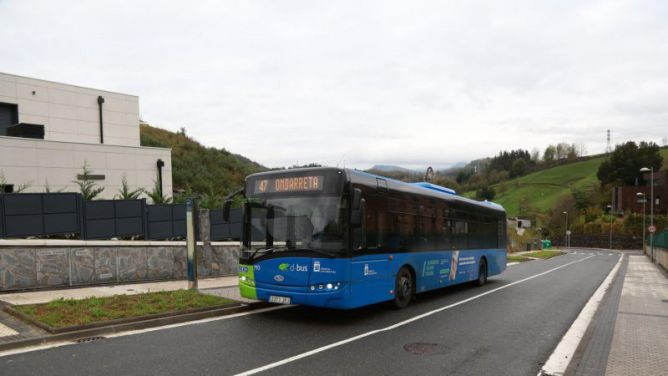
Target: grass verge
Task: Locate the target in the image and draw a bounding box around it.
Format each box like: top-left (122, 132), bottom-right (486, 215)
top-left (507, 255), bottom-right (532, 262)
top-left (13, 290), bottom-right (234, 329)
top-left (523, 250), bottom-right (566, 259)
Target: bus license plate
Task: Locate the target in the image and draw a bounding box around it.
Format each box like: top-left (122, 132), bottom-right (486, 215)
top-left (269, 295), bottom-right (291, 305)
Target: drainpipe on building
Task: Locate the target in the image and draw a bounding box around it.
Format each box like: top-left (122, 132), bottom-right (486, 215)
top-left (97, 96), bottom-right (105, 144)
top-left (156, 159), bottom-right (165, 197)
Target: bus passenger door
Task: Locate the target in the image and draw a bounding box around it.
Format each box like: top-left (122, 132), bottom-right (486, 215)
top-left (349, 183), bottom-right (394, 307)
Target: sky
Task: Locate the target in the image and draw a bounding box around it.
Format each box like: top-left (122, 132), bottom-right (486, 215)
top-left (1, 0), bottom-right (667, 170)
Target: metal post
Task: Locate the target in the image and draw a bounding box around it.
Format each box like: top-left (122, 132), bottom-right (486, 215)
top-left (638, 192), bottom-right (646, 254)
top-left (609, 210), bottom-right (613, 250)
top-left (606, 204), bottom-right (613, 250)
top-left (186, 197), bottom-right (198, 289)
top-left (650, 168), bottom-right (654, 262)
top-left (563, 211), bottom-right (568, 249)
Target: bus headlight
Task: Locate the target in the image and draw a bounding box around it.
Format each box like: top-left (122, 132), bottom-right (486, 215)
top-left (309, 282), bottom-right (342, 292)
top-left (239, 275), bottom-right (255, 286)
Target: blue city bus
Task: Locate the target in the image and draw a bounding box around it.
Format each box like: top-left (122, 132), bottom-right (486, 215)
top-left (228, 167), bottom-right (507, 309)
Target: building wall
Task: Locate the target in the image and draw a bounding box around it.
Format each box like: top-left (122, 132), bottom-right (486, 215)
top-left (0, 72), bottom-right (173, 199)
top-left (0, 136), bottom-right (172, 199)
top-left (615, 172), bottom-right (667, 216)
top-left (0, 72), bottom-right (140, 147)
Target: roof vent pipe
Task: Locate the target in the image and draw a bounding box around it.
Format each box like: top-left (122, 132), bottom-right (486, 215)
top-left (156, 159), bottom-right (165, 197)
top-left (97, 96), bottom-right (105, 144)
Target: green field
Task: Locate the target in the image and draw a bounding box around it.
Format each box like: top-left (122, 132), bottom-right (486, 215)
top-left (491, 157), bottom-right (604, 216)
top-left (467, 148), bottom-right (668, 217)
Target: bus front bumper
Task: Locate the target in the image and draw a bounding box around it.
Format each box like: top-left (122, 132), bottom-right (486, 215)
top-left (240, 281), bottom-right (353, 309)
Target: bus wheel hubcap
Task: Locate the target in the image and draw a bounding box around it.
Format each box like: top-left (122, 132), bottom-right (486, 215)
top-left (400, 278), bottom-right (410, 298)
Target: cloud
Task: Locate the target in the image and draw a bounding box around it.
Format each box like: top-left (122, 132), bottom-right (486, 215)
top-left (1, 0), bottom-right (667, 169)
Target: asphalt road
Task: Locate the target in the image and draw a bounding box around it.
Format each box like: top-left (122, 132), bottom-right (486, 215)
top-left (0, 249), bottom-right (620, 376)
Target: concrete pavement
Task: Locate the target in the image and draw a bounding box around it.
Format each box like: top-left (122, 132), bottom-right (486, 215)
top-left (604, 255), bottom-right (668, 375)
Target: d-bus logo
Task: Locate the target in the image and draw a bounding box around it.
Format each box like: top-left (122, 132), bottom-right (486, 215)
top-left (278, 263), bottom-right (309, 272)
top-left (258, 180), bottom-right (268, 193)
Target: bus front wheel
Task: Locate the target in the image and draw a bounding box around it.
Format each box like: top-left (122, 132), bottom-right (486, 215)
top-left (394, 267), bottom-right (414, 308)
top-left (476, 258), bottom-right (488, 286)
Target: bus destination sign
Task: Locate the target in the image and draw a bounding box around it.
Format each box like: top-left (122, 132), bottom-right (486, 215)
top-left (254, 176), bottom-right (323, 194)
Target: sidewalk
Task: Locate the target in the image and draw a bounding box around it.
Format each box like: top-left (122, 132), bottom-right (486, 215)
top-left (605, 255), bottom-right (668, 375)
top-left (0, 276), bottom-right (247, 347)
top-left (0, 276), bottom-right (239, 305)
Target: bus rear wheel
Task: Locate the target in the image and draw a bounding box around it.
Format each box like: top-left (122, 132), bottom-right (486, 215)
top-left (394, 267), bottom-right (414, 308)
top-left (476, 258), bottom-right (488, 286)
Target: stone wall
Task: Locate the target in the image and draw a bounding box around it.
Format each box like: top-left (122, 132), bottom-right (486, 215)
top-left (0, 242), bottom-right (239, 291)
top-left (645, 246), bottom-right (668, 272)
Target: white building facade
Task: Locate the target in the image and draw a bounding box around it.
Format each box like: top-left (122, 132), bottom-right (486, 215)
top-left (0, 72), bottom-right (172, 199)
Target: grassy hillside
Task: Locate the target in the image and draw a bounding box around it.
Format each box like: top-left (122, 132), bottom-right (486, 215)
top-left (471, 148), bottom-right (668, 217)
top-left (140, 124), bottom-right (266, 197)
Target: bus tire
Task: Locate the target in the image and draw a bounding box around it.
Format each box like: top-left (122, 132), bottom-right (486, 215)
top-left (394, 267), bottom-right (414, 308)
top-left (476, 258), bottom-right (488, 286)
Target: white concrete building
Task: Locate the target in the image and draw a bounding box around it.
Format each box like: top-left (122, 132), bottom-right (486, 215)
top-left (0, 72), bottom-right (172, 199)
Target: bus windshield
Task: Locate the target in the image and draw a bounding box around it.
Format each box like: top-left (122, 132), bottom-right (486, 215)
top-left (242, 195), bottom-right (348, 259)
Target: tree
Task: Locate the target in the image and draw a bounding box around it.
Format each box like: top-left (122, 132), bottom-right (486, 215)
top-left (543, 145), bottom-right (556, 162)
top-left (545, 194), bottom-right (576, 240)
top-left (531, 148), bottom-right (540, 163)
top-left (597, 141), bottom-right (663, 186)
top-left (146, 179), bottom-right (172, 204)
top-left (73, 162), bottom-right (104, 200)
top-left (510, 159), bottom-right (528, 178)
top-left (556, 142), bottom-right (570, 160)
top-left (476, 185), bottom-right (496, 201)
top-left (115, 175), bottom-right (144, 200)
top-left (571, 186), bottom-right (593, 216)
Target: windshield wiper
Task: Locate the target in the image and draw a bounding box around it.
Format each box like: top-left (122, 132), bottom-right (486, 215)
top-left (249, 246), bottom-right (287, 261)
top-left (293, 248), bottom-right (338, 258)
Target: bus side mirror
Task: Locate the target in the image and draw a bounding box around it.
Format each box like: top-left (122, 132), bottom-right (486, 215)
top-left (223, 200), bottom-right (232, 221)
top-left (351, 188), bottom-right (365, 227)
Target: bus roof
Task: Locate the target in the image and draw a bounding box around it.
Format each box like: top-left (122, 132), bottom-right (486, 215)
top-left (345, 169), bottom-right (506, 214)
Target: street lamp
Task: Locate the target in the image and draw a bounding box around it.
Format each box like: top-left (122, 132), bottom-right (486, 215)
top-left (606, 205), bottom-right (613, 250)
top-left (562, 211), bottom-right (569, 248)
top-left (637, 192), bottom-right (646, 253)
top-left (640, 167), bottom-right (654, 261)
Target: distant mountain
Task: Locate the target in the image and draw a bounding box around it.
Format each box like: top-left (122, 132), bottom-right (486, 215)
top-left (369, 165), bottom-right (417, 173)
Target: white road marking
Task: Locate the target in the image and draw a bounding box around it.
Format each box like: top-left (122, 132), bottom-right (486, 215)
top-left (507, 262), bottom-right (520, 266)
top-left (0, 305), bottom-right (292, 358)
top-left (538, 253), bottom-right (623, 376)
top-left (234, 254), bottom-right (596, 376)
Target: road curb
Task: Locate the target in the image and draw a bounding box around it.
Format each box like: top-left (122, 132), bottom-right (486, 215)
top-left (0, 301), bottom-right (269, 353)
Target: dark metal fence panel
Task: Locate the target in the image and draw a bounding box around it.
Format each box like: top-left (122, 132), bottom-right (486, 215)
top-left (172, 204), bottom-right (186, 238)
top-left (146, 203), bottom-right (186, 240)
top-left (0, 193), bottom-right (82, 238)
top-left (209, 208), bottom-right (242, 241)
top-left (0, 195), bottom-right (4, 238)
top-left (83, 199), bottom-right (146, 239)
